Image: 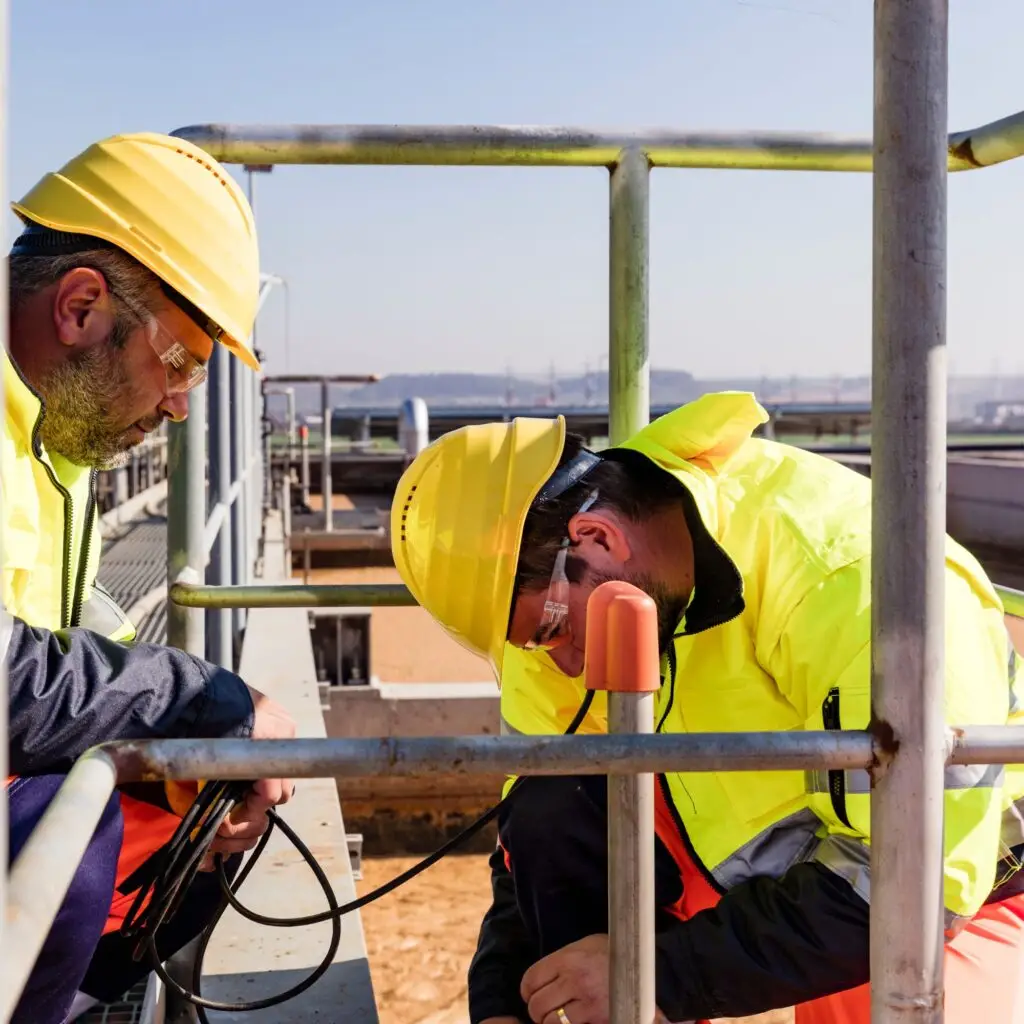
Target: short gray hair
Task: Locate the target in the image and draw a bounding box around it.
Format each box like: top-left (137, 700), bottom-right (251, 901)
top-left (9, 246), bottom-right (162, 346)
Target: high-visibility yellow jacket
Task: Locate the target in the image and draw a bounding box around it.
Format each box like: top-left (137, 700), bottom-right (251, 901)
top-left (499, 391), bottom-right (1023, 926)
top-left (1, 350), bottom-right (134, 640)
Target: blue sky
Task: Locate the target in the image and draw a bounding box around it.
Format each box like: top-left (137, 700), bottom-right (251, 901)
top-left (6, 1), bottom-right (1023, 380)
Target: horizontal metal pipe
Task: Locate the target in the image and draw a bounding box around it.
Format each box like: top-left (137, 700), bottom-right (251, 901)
top-left (170, 581), bottom-right (415, 608)
top-left (93, 723), bottom-right (1024, 786)
top-left (996, 584), bottom-right (1024, 620)
top-left (949, 726), bottom-right (1024, 766)
top-left (171, 113), bottom-right (1024, 172)
top-left (264, 373), bottom-right (382, 384)
top-left (167, 577), bottom-right (1023, 628)
top-left (172, 580), bottom-right (1024, 617)
top-left (98, 731), bottom-right (876, 783)
top-left (0, 752), bottom-right (118, 1022)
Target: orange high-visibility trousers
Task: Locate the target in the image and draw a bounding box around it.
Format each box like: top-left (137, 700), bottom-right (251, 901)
top-left (794, 893), bottom-right (1024, 1024)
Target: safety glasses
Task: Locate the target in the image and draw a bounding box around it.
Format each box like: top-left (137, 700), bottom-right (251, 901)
top-left (107, 288), bottom-right (209, 395)
top-left (522, 488), bottom-right (601, 651)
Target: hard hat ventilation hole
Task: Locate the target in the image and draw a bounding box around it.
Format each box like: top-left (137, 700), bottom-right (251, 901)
top-left (174, 146), bottom-right (231, 188)
top-left (399, 486), bottom-right (418, 543)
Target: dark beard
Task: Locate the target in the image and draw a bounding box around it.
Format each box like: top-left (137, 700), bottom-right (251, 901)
top-left (586, 569), bottom-right (688, 653)
top-left (36, 342), bottom-right (136, 468)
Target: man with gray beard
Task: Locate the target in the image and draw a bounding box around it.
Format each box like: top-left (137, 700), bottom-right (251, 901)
top-left (3, 132), bottom-right (297, 1024)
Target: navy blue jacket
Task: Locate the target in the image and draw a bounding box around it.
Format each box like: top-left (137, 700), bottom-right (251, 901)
top-left (5, 616), bottom-right (255, 775)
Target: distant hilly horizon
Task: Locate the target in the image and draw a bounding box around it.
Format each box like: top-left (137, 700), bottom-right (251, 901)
top-left (265, 369), bottom-right (1022, 424)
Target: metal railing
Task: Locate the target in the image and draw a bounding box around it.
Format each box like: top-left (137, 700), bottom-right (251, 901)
top-left (6, 2), bottom-right (1024, 1022)
top-left (166, 272), bottom-right (285, 668)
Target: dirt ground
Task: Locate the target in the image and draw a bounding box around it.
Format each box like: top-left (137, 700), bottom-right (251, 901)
top-left (358, 854), bottom-right (792, 1024)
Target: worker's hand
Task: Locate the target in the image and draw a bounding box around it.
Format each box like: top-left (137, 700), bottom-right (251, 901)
top-left (521, 934), bottom-right (610, 1024)
top-left (200, 685), bottom-right (297, 869)
top-left (521, 934), bottom-right (671, 1024)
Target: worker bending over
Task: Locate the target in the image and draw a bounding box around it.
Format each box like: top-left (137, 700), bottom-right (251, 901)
top-left (391, 392), bottom-right (1024, 1024)
top-left (4, 133), bottom-right (295, 1022)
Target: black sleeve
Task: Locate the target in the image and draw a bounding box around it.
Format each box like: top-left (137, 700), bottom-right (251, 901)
top-left (654, 861), bottom-right (870, 1021)
top-left (6, 615), bottom-right (255, 776)
top-left (468, 843), bottom-right (538, 1024)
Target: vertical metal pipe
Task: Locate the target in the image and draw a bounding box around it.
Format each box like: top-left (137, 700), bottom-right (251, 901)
top-left (207, 345), bottom-right (233, 668)
top-left (166, 387), bottom-right (207, 656)
top-left (870, 2), bottom-right (949, 1022)
top-left (229, 353), bottom-right (246, 636)
top-left (608, 148), bottom-right (651, 445)
top-left (0, 0), bottom-right (10, 945)
top-left (321, 380), bottom-right (333, 532)
top-left (239, 357), bottom-right (252, 586)
top-left (299, 425), bottom-right (311, 506)
top-left (607, 689), bottom-right (656, 1024)
top-left (262, 383), bottom-right (272, 511)
top-left (252, 368), bottom-right (261, 568)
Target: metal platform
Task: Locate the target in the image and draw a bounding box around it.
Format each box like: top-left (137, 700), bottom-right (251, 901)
top-left (97, 509), bottom-right (170, 643)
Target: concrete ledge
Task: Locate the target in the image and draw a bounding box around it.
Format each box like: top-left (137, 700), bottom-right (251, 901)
top-left (323, 680), bottom-right (499, 740)
top-left (199, 512), bottom-right (378, 1022)
top-left (322, 679), bottom-right (503, 853)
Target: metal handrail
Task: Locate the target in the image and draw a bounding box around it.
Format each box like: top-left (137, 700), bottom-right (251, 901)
top-left (171, 110), bottom-right (1024, 173)
top-left (3, 720), bottom-right (1024, 1023)
top-left (168, 580), bottom-right (1024, 617)
top-left (166, 275), bottom-right (286, 667)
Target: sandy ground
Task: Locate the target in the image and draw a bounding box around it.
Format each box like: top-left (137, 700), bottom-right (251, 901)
top-left (358, 854), bottom-right (792, 1024)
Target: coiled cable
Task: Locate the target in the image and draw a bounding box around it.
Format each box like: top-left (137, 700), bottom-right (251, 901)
top-left (120, 691), bottom-right (595, 1020)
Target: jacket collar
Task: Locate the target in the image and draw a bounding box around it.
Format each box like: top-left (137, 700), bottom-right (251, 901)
top-left (2, 349), bottom-right (45, 458)
top-left (611, 392), bottom-right (769, 636)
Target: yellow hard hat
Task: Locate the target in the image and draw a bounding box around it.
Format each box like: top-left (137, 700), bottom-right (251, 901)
top-left (10, 132), bottom-right (261, 371)
top-left (392, 416), bottom-right (567, 680)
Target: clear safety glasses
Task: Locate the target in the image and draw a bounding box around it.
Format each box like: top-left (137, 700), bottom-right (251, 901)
top-left (107, 288), bottom-right (209, 395)
top-left (523, 488), bottom-right (601, 651)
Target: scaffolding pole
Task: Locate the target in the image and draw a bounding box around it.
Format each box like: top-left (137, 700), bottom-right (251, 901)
top-left (609, 148), bottom-right (651, 444)
top-left (166, 387), bottom-right (207, 658)
top-left (870, 1), bottom-right (949, 1021)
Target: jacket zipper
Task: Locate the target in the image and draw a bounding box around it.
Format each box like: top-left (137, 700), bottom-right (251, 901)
top-left (654, 641), bottom-right (726, 896)
top-left (821, 687), bottom-right (853, 829)
top-left (70, 470), bottom-right (98, 627)
top-left (30, 407), bottom-right (73, 628)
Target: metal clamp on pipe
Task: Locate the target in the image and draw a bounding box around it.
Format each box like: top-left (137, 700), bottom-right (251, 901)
top-left (585, 581), bottom-right (660, 1024)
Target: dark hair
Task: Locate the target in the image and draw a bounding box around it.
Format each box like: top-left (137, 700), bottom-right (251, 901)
top-left (513, 432), bottom-right (683, 595)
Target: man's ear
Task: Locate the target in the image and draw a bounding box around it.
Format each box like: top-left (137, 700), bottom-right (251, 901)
top-left (569, 509), bottom-right (632, 563)
top-left (52, 267), bottom-right (112, 350)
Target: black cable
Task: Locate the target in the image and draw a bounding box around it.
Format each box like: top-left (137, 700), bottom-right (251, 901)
top-left (122, 690), bottom-right (596, 1018)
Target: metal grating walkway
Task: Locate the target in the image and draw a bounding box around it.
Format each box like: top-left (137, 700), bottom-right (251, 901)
top-left (97, 514), bottom-right (169, 644)
top-left (73, 979), bottom-right (148, 1024)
